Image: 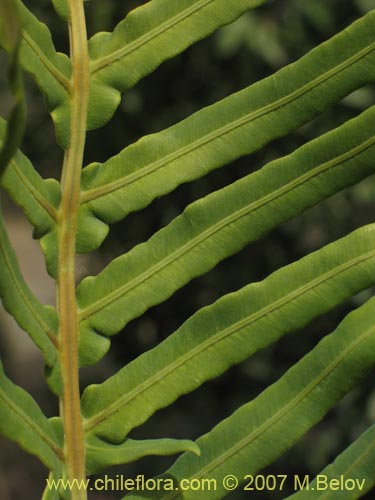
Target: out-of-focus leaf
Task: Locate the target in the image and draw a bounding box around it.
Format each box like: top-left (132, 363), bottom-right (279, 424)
top-left (286, 424), bottom-right (375, 499)
top-left (0, 0), bottom-right (25, 176)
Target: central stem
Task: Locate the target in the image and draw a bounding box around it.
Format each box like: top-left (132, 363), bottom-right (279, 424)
top-left (58, 2), bottom-right (89, 498)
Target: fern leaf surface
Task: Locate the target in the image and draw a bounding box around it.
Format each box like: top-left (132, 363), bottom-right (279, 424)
top-left (0, 119), bottom-right (60, 238)
top-left (125, 297), bottom-right (375, 499)
top-left (0, 212), bottom-right (58, 365)
top-left (82, 223), bottom-right (375, 440)
top-left (51, 0), bottom-right (69, 21)
top-left (86, 435), bottom-right (200, 475)
top-left (77, 9), bottom-right (375, 252)
top-left (77, 105), bottom-right (375, 364)
top-left (0, 361), bottom-right (63, 470)
top-left (0, 0), bottom-right (71, 148)
top-left (86, 0), bottom-right (268, 131)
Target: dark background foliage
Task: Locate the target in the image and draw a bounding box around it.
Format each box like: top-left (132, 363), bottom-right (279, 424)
top-left (0, 0), bottom-right (374, 498)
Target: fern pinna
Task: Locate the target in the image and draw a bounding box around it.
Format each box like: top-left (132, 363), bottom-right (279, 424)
top-left (0, 1), bottom-right (374, 499)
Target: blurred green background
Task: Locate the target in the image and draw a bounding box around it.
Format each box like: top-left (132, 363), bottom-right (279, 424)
top-left (0, 0), bottom-right (374, 498)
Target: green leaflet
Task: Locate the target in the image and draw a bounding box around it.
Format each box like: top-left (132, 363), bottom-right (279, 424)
top-left (77, 9), bottom-right (375, 252)
top-left (0, 211), bottom-right (61, 391)
top-left (77, 105), bottom-right (375, 365)
top-left (0, 0), bottom-right (25, 178)
top-left (51, 0), bottom-right (69, 21)
top-left (86, 0), bottom-right (267, 133)
top-left (0, 0), bottom-right (71, 148)
top-left (0, 119), bottom-right (60, 238)
top-left (0, 1), bottom-right (372, 495)
top-left (124, 296), bottom-right (375, 500)
top-left (0, 118), bottom-right (60, 277)
top-left (82, 223), bottom-right (375, 441)
top-left (86, 435), bottom-right (200, 475)
top-left (0, 115), bottom-right (60, 384)
top-left (0, 361), bottom-right (63, 470)
top-left (1, 0), bottom-right (264, 145)
top-left (286, 424), bottom-right (375, 499)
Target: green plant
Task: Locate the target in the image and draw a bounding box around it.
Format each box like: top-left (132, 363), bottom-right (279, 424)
top-left (0, 0), bottom-right (375, 498)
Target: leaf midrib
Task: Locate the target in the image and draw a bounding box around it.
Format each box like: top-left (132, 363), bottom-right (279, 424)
top-left (78, 134), bottom-right (375, 322)
top-left (83, 245), bottom-right (375, 432)
top-left (162, 322), bottom-right (375, 499)
top-left (11, 159), bottom-right (57, 221)
top-left (22, 32), bottom-right (70, 91)
top-left (90, 0), bottom-right (215, 75)
top-left (81, 41), bottom-right (375, 205)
